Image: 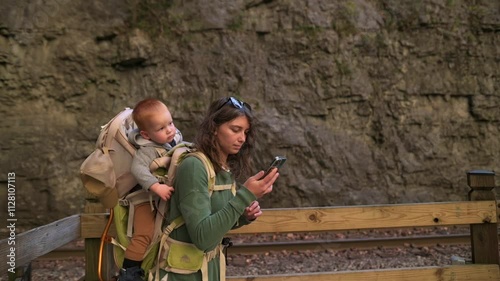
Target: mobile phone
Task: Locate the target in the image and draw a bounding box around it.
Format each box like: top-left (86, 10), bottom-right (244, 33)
top-left (260, 156), bottom-right (286, 179)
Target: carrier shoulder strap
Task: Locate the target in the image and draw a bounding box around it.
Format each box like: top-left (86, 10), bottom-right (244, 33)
top-left (186, 151), bottom-right (237, 196)
top-left (150, 144), bottom-right (194, 252)
top-left (188, 151), bottom-right (216, 193)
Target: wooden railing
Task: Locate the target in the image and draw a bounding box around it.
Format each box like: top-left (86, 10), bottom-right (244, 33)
top-left (1, 170), bottom-right (499, 281)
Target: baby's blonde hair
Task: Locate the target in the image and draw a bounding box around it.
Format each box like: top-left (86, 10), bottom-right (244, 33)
top-left (132, 98), bottom-right (169, 130)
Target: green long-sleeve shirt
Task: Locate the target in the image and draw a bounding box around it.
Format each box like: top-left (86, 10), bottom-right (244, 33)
top-left (166, 155), bottom-right (257, 281)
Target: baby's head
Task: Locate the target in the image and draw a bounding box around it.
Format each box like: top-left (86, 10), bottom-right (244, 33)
top-left (132, 98), bottom-right (176, 145)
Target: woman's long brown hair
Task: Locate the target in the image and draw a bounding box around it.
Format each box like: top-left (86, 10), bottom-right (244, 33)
top-left (193, 97), bottom-right (255, 180)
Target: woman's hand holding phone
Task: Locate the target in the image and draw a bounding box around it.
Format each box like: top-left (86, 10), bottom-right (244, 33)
top-left (244, 156), bottom-right (286, 198)
top-left (259, 156), bottom-right (286, 180)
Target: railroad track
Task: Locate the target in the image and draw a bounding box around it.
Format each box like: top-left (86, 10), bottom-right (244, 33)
top-left (226, 233), bottom-right (476, 255)
top-left (37, 232), bottom-right (489, 260)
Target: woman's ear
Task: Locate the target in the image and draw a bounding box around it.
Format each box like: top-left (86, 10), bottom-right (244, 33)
top-left (140, 130), bottom-right (151, 140)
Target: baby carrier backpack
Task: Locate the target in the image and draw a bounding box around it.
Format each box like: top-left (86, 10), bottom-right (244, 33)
top-left (80, 108), bottom-right (236, 280)
top-left (79, 108), bottom-right (195, 278)
top-left (80, 108), bottom-right (138, 209)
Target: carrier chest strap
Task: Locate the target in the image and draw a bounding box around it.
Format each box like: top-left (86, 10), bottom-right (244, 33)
top-left (154, 147), bottom-right (169, 157)
top-left (209, 182), bottom-right (236, 197)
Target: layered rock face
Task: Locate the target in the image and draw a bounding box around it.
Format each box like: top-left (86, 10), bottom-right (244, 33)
top-left (0, 0), bottom-right (499, 230)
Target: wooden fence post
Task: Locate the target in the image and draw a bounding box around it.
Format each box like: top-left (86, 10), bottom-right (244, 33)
top-left (84, 192), bottom-right (116, 281)
top-left (467, 169), bottom-right (499, 265)
top-left (8, 264), bottom-right (30, 281)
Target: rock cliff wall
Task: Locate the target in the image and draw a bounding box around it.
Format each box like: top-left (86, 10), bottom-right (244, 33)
top-left (0, 0), bottom-right (499, 230)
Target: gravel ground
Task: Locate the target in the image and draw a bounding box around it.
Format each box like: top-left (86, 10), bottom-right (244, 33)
top-left (227, 244), bottom-right (472, 276)
top-left (2, 226), bottom-right (484, 281)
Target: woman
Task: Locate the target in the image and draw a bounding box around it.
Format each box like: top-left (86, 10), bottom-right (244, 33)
top-left (163, 97), bottom-right (279, 281)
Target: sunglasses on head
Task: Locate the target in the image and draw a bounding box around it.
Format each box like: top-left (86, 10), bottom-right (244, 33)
top-left (216, 97), bottom-right (251, 111)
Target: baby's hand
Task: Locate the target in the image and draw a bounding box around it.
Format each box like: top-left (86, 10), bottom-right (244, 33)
top-left (149, 183), bottom-right (174, 201)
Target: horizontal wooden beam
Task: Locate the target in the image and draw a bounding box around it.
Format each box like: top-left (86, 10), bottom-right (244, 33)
top-left (230, 201), bottom-right (497, 234)
top-left (228, 264), bottom-right (500, 281)
top-left (81, 201), bottom-right (497, 238)
top-left (0, 214), bottom-right (80, 272)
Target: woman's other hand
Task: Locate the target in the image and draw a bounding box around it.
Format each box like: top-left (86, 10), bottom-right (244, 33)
top-left (244, 200), bottom-right (262, 221)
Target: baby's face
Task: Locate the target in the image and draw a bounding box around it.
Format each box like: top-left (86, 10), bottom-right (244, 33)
top-left (142, 107), bottom-right (176, 145)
